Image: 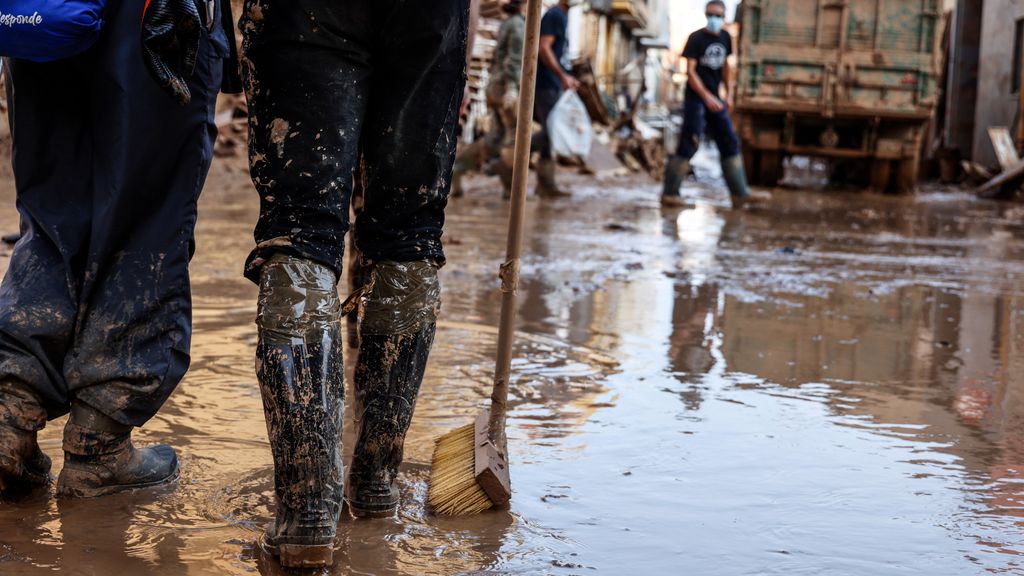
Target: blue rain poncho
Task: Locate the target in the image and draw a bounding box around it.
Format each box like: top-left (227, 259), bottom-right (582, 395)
top-left (0, 0), bottom-right (105, 62)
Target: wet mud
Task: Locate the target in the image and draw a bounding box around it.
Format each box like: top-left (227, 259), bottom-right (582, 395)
top-left (1, 147), bottom-right (1024, 574)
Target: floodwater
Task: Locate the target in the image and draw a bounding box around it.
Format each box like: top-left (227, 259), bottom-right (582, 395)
top-left (1, 148), bottom-right (1023, 575)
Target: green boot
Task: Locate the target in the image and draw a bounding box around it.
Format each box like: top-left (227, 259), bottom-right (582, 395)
top-left (720, 154), bottom-right (750, 199)
top-left (721, 154), bottom-right (771, 208)
top-left (536, 158), bottom-right (570, 198)
top-left (661, 156), bottom-right (690, 207)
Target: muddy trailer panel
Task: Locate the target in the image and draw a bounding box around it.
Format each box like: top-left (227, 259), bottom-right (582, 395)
top-left (735, 0), bottom-right (945, 192)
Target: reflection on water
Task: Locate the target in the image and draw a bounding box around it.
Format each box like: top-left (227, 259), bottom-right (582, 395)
top-left (1, 157), bottom-right (1024, 574)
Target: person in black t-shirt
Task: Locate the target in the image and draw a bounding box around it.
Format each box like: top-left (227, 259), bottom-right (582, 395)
top-left (662, 0), bottom-right (758, 208)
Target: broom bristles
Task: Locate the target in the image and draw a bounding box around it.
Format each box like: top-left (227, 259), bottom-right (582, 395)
top-left (428, 423), bottom-right (496, 515)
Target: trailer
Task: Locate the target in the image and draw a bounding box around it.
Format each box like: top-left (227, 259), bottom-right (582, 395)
top-left (734, 0), bottom-right (945, 193)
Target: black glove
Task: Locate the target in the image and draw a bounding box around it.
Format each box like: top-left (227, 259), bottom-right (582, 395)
top-left (141, 0), bottom-right (202, 105)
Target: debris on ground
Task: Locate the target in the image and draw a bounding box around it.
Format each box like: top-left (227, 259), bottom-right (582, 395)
top-left (213, 94), bottom-right (249, 158)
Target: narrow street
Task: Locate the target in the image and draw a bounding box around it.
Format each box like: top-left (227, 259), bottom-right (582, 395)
top-left (0, 148), bottom-right (1021, 575)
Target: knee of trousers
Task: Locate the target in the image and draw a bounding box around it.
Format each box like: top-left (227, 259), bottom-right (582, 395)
top-left (360, 261), bottom-right (440, 337)
top-left (256, 255), bottom-right (342, 343)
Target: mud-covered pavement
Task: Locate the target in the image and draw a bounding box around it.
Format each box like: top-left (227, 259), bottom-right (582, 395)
top-left (1, 147), bottom-right (1023, 575)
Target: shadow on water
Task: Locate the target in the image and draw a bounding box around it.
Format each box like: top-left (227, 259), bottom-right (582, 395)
top-left (1, 153), bottom-right (1024, 574)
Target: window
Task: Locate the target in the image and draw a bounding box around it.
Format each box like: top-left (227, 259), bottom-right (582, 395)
top-left (1013, 18), bottom-right (1024, 93)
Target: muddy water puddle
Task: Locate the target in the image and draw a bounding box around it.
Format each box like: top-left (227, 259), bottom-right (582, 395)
top-left (2, 156), bottom-right (1024, 574)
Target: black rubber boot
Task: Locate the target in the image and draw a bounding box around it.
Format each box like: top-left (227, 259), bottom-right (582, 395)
top-left (536, 158), bottom-right (570, 198)
top-left (348, 324), bottom-right (435, 517)
top-left (255, 255), bottom-right (344, 569)
top-left (0, 381), bottom-right (50, 499)
top-left (661, 155), bottom-right (690, 207)
top-left (56, 403), bottom-right (179, 498)
top-left (346, 261), bottom-right (439, 518)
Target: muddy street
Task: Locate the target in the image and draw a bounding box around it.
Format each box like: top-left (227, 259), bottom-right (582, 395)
top-left (0, 147), bottom-right (1023, 575)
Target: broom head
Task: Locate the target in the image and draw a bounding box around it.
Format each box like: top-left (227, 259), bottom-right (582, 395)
top-left (428, 410), bottom-right (511, 515)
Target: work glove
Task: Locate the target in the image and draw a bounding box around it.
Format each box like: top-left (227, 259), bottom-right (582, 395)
top-left (141, 0), bottom-right (202, 105)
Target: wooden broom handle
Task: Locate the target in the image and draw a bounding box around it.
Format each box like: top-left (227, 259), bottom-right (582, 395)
top-left (489, 0), bottom-right (543, 445)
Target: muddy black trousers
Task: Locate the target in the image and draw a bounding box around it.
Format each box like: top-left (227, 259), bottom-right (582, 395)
top-left (0, 0), bottom-right (229, 426)
top-left (240, 0), bottom-right (469, 283)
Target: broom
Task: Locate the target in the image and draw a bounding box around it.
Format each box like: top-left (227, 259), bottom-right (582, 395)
top-left (427, 0), bottom-right (544, 516)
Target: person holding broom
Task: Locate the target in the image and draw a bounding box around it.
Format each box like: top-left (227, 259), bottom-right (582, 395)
top-left (238, 0), bottom-right (470, 568)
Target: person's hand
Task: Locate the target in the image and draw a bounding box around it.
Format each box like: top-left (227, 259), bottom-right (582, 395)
top-left (142, 0), bottom-right (202, 105)
top-left (705, 95), bottom-right (725, 113)
top-left (560, 74), bottom-right (579, 91)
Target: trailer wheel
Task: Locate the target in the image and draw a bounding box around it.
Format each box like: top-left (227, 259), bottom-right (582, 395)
top-left (758, 151), bottom-right (784, 187)
top-left (869, 159), bottom-right (892, 192)
top-left (895, 154), bottom-right (919, 194)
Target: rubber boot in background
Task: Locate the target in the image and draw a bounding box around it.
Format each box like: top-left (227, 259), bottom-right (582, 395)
top-left (536, 158), bottom-right (570, 198)
top-left (255, 255), bottom-right (344, 568)
top-left (347, 261), bottom-right (439, 518)
top-left (56, 403), bottom-right (179, 498)
top-left (451, 140), bottom-right (486, 198)
top-left (661, 155), bottom-right (690, 207)
top-left (721, 153), bottom-right (770, 208)
top-left (486, 146), bottom-right (515, 199)
top-left (0, 381), bottom-right (50, 499)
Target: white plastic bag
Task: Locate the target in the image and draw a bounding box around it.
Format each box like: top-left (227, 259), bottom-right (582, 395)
top-left (547, 90), bottom-right (592, 159)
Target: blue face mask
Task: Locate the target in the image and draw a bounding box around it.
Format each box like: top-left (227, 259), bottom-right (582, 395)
top-left (707, 15), bottom-right (724, 33)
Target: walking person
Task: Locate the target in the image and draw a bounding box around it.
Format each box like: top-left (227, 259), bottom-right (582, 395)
top-left (452, 0), bottom-right (526, 198)
top-left (662, 0), bottom-right (760, 208)
top-left (0, 0), bottom-right (238, 499)
top-left (238, 0), bottom-right (469, 567)
top-left (532, 0), bottom-right (578, 197)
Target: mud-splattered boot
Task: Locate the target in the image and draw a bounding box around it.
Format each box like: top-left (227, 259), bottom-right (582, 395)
top-left (451, 140), bottom-right (486, 198)
top-left (347, 261), bottom-right (440, 518)
top-left (487, 146), bottom-right (515, 199)
top-left (535, 158), bottom-right (570, 198)
top-left (56, 403), bottom-right (179, 498)
top-left (0, 381), bottom-right (50, 499)
top-left (722, 154), bottom-right (770, 208)
top-left (255, 255), bottom-right (344, 568)
top-left (661, 155), bottom-right (690, 207)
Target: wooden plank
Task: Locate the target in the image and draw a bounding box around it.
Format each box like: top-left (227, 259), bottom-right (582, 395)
top-left (976, 157), bottom-right (1024, 197)
top-left (988, 126), bottom-right (1019, 172)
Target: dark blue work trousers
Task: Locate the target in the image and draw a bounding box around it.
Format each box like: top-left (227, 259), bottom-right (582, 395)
top-left (0, 0), bottom-right (228, 426)
top-left (675, 96), bottom-right (741, 160)
top-left (239, 0), bottom-right (470, 282)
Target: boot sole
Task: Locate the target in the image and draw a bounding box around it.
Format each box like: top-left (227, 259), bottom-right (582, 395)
top-left (56, 462), bottom-right (180, 499)
top-left (260, 534), bottom-right (335, 568)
